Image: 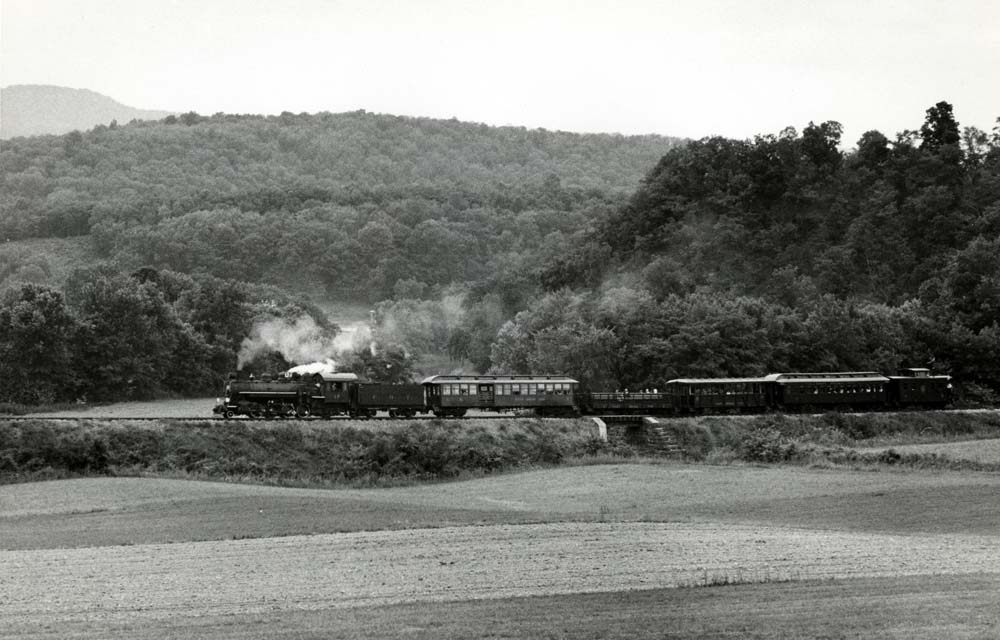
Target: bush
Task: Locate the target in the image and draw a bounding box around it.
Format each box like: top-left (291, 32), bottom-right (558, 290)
top-left (739, 428), bottom-right (798, 463)
top-left (0, 417), bottom-right (601, 484)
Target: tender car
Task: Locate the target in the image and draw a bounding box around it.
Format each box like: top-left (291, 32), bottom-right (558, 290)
top-left (354, 382), bottom-right (426, 418)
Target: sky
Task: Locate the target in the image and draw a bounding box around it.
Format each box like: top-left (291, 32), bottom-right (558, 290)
top-left (2, 0), bottom-right (998, 147)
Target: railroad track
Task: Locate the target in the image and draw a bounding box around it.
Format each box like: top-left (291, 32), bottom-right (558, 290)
top-left (0, 414), bottom-right (536, 422)
top-left (2, 408), bottom-right (995, 423)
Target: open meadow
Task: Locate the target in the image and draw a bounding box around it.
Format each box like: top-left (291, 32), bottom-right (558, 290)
top-left (862, 437), bottom-right (1000, 464)
top-left (3, 459), bottom-right (1000, 638)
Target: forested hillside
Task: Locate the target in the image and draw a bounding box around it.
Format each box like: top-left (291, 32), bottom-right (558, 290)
top-left (0, 110), bottom-right (679, 404)
top-left (0, 110), bottom-right (678, 299)
top-left (1, 102), bottom-right (998, 405)
top-left (488, 103), bottom-right (1000, 399)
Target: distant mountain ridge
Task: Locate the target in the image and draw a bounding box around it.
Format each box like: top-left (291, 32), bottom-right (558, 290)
top-left (0, 84), bottom-right (174, 138)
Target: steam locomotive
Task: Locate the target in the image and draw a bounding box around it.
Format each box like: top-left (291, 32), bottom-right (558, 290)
top-left (212, 368), bottom-right (952, 419)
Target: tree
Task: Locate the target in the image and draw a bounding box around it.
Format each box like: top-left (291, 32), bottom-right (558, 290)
top-left (801, 121), bottom-right (843, 168)
top-left (69, 269), bottom-right (211, 400)
top-left (345, 342), bottom-right (414, 383)
top-left (920, 101), bottom-right (961, 152)
top-left (0, 285), bottom-right (80, 403)
top-left (856, 130), bottom-right (890, 168)
top-left (943, 235), bottom-right (1000, 332)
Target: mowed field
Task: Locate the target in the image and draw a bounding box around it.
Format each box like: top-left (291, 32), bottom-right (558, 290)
top-left (863, 437), bottom-right (1000, 464)
top-left (3, 463), bottom-right (1000, 638)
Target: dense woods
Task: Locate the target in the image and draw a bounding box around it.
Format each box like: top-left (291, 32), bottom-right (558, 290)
top-left (0, 110), bottom-right (676, 299)
top-left (496, 102), bottom-right (1000, 399)
top-left (1, 103), bottom-right (998, 405)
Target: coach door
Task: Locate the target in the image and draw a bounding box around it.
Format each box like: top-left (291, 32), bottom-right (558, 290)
top-left (478, 383), bottom-right (494, 407)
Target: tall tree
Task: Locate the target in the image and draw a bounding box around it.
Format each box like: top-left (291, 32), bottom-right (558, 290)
top-left (920, 101), bottom-right (961, 151)
top-left (0, 285), bottom-right (80, 403)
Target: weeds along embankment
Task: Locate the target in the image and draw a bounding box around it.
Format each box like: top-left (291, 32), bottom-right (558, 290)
top-left (664, 411), bottom-right (1000, 470)
top-left (3, 411), bottom-right (1000, 485)
top-left (0, 417), bottom-right (609, 485)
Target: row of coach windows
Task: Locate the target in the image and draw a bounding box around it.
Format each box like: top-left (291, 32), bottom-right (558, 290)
top-left (790, 384), bottom-right (884, 395)
top-left (687, 383), bottom-right (764, 396)
top-left (439, 383), bottom-right (573, 396)
top-left (499, 383), bottom-right (572, 395)
top-left (441, 384), bottom-right (476, 395)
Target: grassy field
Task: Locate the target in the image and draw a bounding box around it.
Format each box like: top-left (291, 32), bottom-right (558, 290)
top-left (2, 465), bottom-right (1000, 638)
top-left (5, 464), bottom-right (1000, 550)
top-left (3, 410), bottom-right (1000, 638)
top-left (863, 437), bottom-right (1000, 464)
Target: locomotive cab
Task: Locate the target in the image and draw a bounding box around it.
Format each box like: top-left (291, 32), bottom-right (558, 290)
top-left (315, 372), bottom-right (360, 417)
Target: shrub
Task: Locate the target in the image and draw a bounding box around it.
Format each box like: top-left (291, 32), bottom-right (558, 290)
top-left (1, 417), bottom-right (601, 484)
top-left (740, 428), bottom-right (798, 463)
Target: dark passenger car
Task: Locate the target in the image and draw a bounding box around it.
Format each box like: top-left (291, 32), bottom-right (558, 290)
top-left (422, 375), bottom-right (579, 417)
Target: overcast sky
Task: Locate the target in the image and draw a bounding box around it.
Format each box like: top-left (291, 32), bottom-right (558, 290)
top-left (2, 0), bottom-right (998, 146)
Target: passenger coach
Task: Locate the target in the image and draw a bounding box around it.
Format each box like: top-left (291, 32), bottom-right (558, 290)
top-left (668, 377), bottom-right (771, 413)
top-left (765, 372), bottom-right (889, 410)
top-left (421, 375), bottom-right (580, 417)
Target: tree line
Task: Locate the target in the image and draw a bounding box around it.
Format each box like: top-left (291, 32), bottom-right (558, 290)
top-left (0, 267), bottom-right (335, 405)
top-left (2, 102), bottom-right (998, 404)
top-left (0, 110), bottom-right (679, 301)
top-left (444, 102), bottom-right (999, 399)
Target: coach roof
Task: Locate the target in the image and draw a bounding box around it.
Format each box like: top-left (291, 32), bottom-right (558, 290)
top-left (421, 375), bottom-right (578, 385)
top-left (667, 377), bottom-right (770, 385)
top-left (765, 372), bottom-right (890, 384)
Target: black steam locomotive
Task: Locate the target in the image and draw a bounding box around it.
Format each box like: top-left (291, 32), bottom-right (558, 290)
top-left (213, 368), bottom-right (951, 419)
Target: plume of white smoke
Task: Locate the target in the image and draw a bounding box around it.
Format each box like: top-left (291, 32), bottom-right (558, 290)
top-left (237, 316), bottom-right (344, 369)
top-left (333, 321), bottom-right (372, 354)
top-left (370, 292), bottom-right (467, 357)
top-left (285, 359), bottom-right (339, 377)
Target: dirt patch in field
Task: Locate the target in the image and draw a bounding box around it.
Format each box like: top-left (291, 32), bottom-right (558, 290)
top-left (2, 521), bottom-right (999, 631)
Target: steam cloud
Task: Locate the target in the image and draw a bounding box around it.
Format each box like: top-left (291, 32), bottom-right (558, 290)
top-left (236, 316), bottom-right (371, 370)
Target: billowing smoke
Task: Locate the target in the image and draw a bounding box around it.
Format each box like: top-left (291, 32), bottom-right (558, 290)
top-left (285, 359), bottom-right (339, 377)
top-left (333, 321), bottom-right (372, 354)
top-left (372, 292), bottom-right (466, 357)
top-left (236, 315), bottom-right (377, 374)
top-left (237, 316), bottom-right (341, 369)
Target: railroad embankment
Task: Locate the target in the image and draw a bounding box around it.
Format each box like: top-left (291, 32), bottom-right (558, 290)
top-left (0, 417), bottom-right (608, 485)
top-left (657, 410), bottom-right (1000, 469)
top-left (2, 411), bottom-right (999, 485)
